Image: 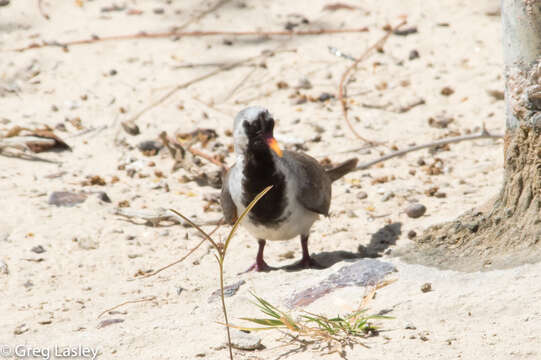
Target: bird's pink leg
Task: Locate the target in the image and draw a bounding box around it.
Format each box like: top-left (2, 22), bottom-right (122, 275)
top-left (240, 239), bottom-right (272, 273)
top-left (293, 234), bottom-right (324, 269)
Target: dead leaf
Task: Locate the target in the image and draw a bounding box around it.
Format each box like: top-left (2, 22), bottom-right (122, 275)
top-left (323, 3), bottom-right (357, 11)
top-left (27, 130), bottom-right (71, 153)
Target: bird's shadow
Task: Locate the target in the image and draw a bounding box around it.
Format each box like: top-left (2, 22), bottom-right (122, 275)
top-left (281, 222), bottom-right (402, 272)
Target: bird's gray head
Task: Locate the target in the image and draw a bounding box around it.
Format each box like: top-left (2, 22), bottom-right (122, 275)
top-left (233, 106), bottom-right (282, 157)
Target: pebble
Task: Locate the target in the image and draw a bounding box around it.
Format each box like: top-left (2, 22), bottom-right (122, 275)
top-left (0, 260), bottom-right (8, 275)
top-left (409, 49), bottom-right (420, 60)
top-left (440, 86), bottom-right (455, 96)
top-left (357, 191), bottom-right (368, 199)
top-left (296, 78), bottom-right (312, 89)
top-left (137, 140), bottom-right (163, 154)
top-left (95, 191), bottom-right (112, 203)
top-left (121, 121), bottom-right (140, 136)
top-left (405, 323), bottom-right (417, 330)
top-left (382, 191), bottom-right (395, 202)
top-left (405, 203), bottom-right (426, 218)
top-left (407, 230), bottom-right (417, 239)
top-left (14, 324), bottom-right (29, 335)
top-left (77, 237), bottom-right (99, 250)
top-left (421, 282), bottom-right (432, 293)
top-left (31, 245), bottom-right (46, 254)
top-left (48, 191), bottom-right (87, 207)
top-left (229, 330), bottom-right (262, 350)
top-left (317, 92), bottom-right (334, 102)
top-left (208, 280), bottom-right (245, 303)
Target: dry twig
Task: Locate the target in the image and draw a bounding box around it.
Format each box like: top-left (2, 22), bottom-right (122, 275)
top-left (354, 127), bottom-right (503, 170)
top-left (9, 28), bottom-right (369, 52)
top-left (338, 19), bottom-right (407, 144)
top-left (97, 296), bottom-right (157, 319)
top-left (0, 137), bottom-right (62, 164)
top-left (115, 207), bottom-right (222, 227)
top-left (131, 221), bottom-right (222, 281)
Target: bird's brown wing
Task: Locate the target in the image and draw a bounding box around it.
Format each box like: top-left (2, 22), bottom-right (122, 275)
top-left (281, 151), bottom-right (332, 216)
top-left (220, 169), bottom-right (238, 225)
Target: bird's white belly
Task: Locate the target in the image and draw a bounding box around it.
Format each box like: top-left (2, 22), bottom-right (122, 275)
top-left (241, 203), bottom-right (319, 240)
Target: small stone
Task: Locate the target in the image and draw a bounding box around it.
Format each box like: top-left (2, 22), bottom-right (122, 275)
top-left (276, 81), bottom-right (289, 89)
top-left (153, 7), bottom-right (164, 14)
top-left (421, 282), bottom-right (432, 293)
top-left (95, 191), bottom-right (111, 203)
top-left (0, 260), bottom-right (9, 275)
top-left (408, 49), bottom-right (420, 60)
top-left (14, 324), bottom-right (29, 335)
top-left (441, 86), bottom-right (454, 96)
top-left (486, 89), bottom-right (504, 100)
top-left (296, 78), bottom-right (312, 89)
top-left (208, 280), bottom-right (245, 303)
top-left (77, 237), bottom-right (99, 250)
top-left (31, 245), bottom-right (46, 254)
top-left (347, 210), bottom-right (358, 218)
top-left (109, 69), bottom-right (117, 76)
top-left (382, 191), bottom-right (395, 202)
top-left (0, 1), bottom-right (11, 7)
top-left (357, 191), bottom-right (368, 199)
top-left (97, 318), bottom-right (124, 329)
top-left (317, 92), bottom-right (334, 102)
top-left (23, 280), bottom-right (34, 288)
top-left (405, 323), bottom-right (417, 330)
top-left (417, 158), bottom-right (426, 166)
top-left (394, 26), bottom-right (418, 36)
top-left (48, 191), bottom-right (87, 207)
top-left (407, 230), bottom-right (417, 239)
top-left (428, 114), bottom-right (454, 128)
top-left (121, 121), bottom-right (140, 136)
top-left (137, 140), bottom-right (163, 155)
top-left (229, 330), bottom-right (262, 350)
top-left (405, 203), bottom-right (426, 218)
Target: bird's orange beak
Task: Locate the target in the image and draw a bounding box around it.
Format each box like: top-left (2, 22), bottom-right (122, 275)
top-left (266, 137), bottom-right (283, 157)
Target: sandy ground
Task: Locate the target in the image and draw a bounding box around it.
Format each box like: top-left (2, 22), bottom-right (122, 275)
top-left (1, 0), bottom-right (540, 359)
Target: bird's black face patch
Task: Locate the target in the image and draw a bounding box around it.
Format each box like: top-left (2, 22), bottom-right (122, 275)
top-left (243, 111), bottom-right (275, 149)
top-left (241, 111), bottom-right (286, 226)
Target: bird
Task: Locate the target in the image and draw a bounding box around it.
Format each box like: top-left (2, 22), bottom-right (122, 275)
top-left (221, 106), bottom-right (358, 272)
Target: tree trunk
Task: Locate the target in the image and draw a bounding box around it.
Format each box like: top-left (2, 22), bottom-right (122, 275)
top-left (405, 0), bottom-right (541, 271)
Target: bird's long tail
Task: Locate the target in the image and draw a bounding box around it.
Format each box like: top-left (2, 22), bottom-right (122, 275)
top-left (326, 158), bottom-right (358, 182)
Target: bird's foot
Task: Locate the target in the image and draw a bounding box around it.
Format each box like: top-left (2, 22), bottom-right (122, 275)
top-left (287, 256), bottom-right (325, 270)
top-left (239, 260), bottom-right (273, 274)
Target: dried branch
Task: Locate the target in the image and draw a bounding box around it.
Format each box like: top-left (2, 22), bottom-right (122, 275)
top-left (115, 207), bottom-right (222, 227)
top-left (338, 19), bottom-right (407, 144)
top-left (188, 147), bottom-right (228, 170)
top-left (97, 296), bottom-right (156, 319)
top-left (131, 221), bottom-right (222, 281)
top-left (9, 27), bottom-right (369, 52)
top-left (0, 137), bottom-right (62, 164)
top-left (354, 127), bottom-right (503, 171)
